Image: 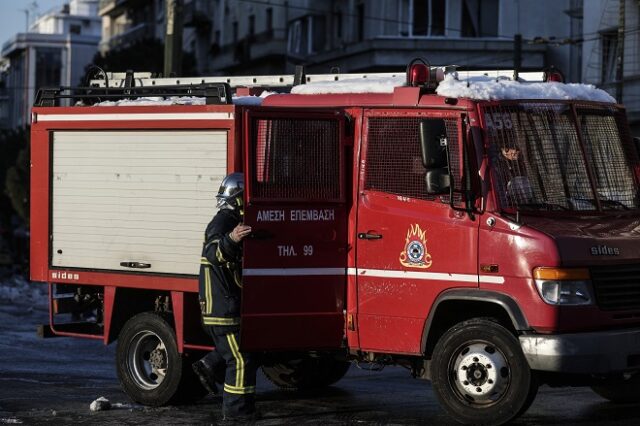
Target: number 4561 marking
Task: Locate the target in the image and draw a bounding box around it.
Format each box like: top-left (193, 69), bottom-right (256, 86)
top-left (484, 112), bottom-right (513, 130)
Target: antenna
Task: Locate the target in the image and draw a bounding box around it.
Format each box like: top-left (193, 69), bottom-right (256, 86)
top-left (20, 2), bottom-right (39, 32)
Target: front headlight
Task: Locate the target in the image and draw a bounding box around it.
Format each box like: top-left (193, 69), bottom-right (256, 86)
top-left (533, 268), bottom-right (594, 306)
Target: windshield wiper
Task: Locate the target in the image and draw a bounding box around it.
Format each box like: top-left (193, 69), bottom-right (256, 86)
top-left (601, 199), bottom-right (630, 210)
top-left (574, 198), bottom-right (630, 210)
top-left (517, 202), bottom-right (569, 211)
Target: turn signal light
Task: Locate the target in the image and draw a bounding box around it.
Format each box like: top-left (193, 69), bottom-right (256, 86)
top-left (533, 267), bottom-right (590, 280)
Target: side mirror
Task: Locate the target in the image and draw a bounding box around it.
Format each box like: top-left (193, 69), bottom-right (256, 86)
top-left (425, 169), bottom-right (450, 194)
top-left (420, 119), bottom-right (448, 168)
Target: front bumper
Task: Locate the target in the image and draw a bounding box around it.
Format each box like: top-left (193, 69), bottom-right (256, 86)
top-left (520, 328), bottom-right (640, 374)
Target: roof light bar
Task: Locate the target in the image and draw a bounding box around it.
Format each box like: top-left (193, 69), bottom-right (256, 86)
top-left (543, 66), bottom-right (565, 83)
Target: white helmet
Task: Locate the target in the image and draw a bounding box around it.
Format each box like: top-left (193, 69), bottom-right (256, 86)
top-left (215, 172), bottom-right (244, 210)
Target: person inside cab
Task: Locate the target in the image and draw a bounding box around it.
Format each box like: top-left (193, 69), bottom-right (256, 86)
top-left (492, 141), bottom-right (533, 207)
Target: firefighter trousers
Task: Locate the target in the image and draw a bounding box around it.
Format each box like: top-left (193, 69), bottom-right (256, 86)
top-left (205, 326), bottom-right (258, 417)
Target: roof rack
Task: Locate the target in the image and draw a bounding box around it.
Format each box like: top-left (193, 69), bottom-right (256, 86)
top-left (35, 65), bottom-right (546, 107)
top-left (89, 67), bottom-right (544, 89)
top-left (34, 82), bottom-right (232, 107)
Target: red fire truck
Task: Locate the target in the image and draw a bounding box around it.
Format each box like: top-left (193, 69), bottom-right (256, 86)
top-left (31, 62), bottom-right (640, 425)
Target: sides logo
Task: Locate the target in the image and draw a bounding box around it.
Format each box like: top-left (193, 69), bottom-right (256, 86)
top-left (590, 245), bottom-right (620, 256)
top-left (399, 224), bottom-right (432, 269)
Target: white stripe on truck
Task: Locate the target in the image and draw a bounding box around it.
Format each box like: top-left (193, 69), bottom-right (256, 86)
top-left (36, 112), bottom-right (234, 122)
top-left (244, 267), bottom-right (505, 284)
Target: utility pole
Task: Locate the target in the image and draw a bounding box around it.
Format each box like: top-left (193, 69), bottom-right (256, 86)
top-left (513, 34), bottom-right (522, 81)
top-left (164, 0), bottom-right (183, 77)
top-left (615, 0), bottom-right (625, 102)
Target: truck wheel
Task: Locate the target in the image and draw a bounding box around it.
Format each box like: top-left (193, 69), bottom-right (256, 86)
top-left (430, 319), bottom-right (538, 426)
top-left (262, 355), bottom-right (351, 390)
top-left (116, 312), bottom-right (206, 406)
top-left (591, 374), bottom-right (640, 403)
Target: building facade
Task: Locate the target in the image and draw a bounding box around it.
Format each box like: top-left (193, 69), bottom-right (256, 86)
top-left (185, 0), bottom-right (577, 78)
top-left (97, 1), bottom-right (578, 78)
top-left (1, 0), bottom-right (101, 128)
top-left (581, 0), bottom-right (640, 135)
top-left (98, 0), bottom-right (165, 54)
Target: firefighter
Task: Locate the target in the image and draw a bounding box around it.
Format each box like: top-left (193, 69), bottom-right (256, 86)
top-left (493, 141), bottom-right (533, 205)
top-left (192, 172), bottom-right (259, 422)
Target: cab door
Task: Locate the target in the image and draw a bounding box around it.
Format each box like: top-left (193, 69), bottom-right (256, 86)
top-left (355, 110), bottom-right (480, 354)
top-left (240, 109), bottom-right (349, 351)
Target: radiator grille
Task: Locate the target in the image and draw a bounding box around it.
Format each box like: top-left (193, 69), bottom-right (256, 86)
top-left (251, 118), bottom-right (341, 201)
top-left (591, 264), bottom-right (640, 311)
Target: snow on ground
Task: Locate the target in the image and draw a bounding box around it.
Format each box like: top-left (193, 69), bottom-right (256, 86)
top-left (89, 397), bottom-right (111, 412)
top-left (0, 273), bottom-right (46, 306)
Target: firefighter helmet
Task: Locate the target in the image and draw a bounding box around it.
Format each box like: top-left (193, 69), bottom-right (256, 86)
top-left (216, 172), bottom-right (244, 210)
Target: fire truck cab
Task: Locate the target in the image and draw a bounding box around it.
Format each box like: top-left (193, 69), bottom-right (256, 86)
top-left (30, 63), bottom-right (640, 425)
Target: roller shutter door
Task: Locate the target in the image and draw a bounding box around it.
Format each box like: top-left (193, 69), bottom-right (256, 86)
top-left (51, 130), bottom-right (227, 275)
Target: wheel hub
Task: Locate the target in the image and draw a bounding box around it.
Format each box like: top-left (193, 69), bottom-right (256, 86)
top-left (149, 348), bottom-right (166, 369)
top-left (453, 343), bottom-right (509, 403)
top-left (127, 331), bottom-right (168, 390)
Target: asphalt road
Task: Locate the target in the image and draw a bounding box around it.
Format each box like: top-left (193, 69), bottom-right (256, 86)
top-left (2, 293), bottom-right (640, 425)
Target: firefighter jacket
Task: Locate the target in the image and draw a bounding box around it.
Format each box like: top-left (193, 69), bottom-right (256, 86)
top-left (198, 208), bottom-right (243, 332)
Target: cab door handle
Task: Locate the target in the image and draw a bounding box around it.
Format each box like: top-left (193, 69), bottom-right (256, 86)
top-left (358, 232), bottom-right (383, 240)
top-left (120, 261), bottom-right (151, 269)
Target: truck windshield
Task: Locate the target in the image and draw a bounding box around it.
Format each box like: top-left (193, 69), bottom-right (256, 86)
top-left (482, 101), bottom-right (640, 212)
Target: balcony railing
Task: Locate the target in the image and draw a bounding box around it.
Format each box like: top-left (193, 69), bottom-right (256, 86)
top-left (101, 22), bottom-right (155, 50)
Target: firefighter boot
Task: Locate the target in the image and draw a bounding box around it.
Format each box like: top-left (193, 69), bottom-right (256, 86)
top-left (192, 358), bottom-right (219, 395)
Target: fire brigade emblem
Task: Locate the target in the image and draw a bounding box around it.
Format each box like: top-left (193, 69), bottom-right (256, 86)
top-left (399, 224), bottom-right (432, 269)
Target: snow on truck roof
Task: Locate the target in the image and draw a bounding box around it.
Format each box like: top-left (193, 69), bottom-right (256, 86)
top-left (96, 92), bottom-right (270, 107)
top-left (436, 75), bottom-right (616, 103)
top-left (94, 74), bottom-right (616, 106)
top-left (290, 74), bottom-right (616, 103)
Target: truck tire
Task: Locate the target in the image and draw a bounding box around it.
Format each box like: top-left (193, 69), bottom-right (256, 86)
top-left (430, 318), bottom-right (538, 426)
top-left (116, 312), bottom-right (207, 406)
top-left (262, 355), bottom-right (351, 390)
top-left (591, 374), bottom-right (640, 403)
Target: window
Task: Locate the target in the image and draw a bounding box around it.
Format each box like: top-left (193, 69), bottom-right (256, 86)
top-left (334, 10), bottom-right (342, 39)
top-left (483, 103), bottom-right (639, 211)
top-left (249, 15), bottom-right (255, 37)
top-left (266, 8), bottom-right (273, 32)
top-left (251, 118), bottom-right (342, 201)
top-left (400, 0), bottom-right (446, 37)
top-left (288, 20), bottom-right (304, 55)
top-left (461, 0), bottom-right (498, 37)
top-left (357, 3), bottom-right (365, 41)
top-left (287, 15), bottom-right (326, 56)
top-left (601, 30), bottom-right (618, 83)
top-left (365, 117), bottom-right (460, 201)
top-left (35, 48), bottom-right (62, 90)
top-left (70, 24), bottom-right (81, 34)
